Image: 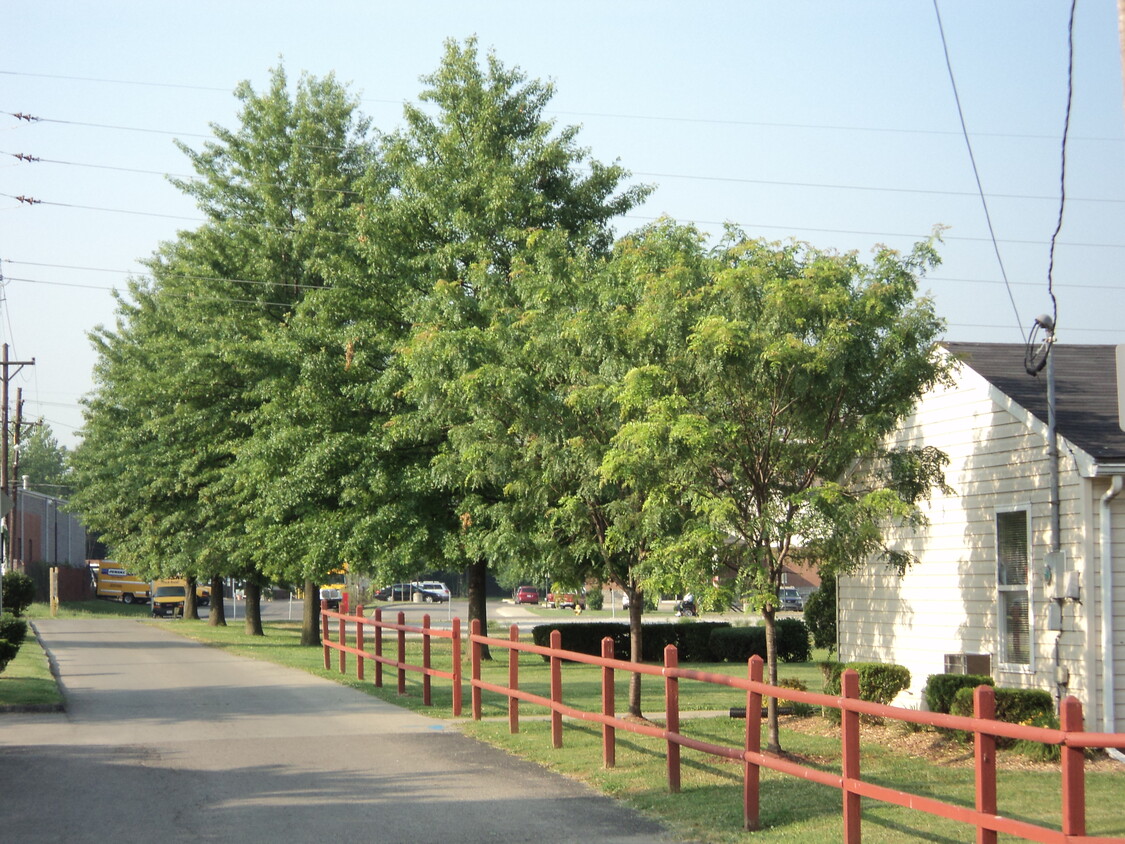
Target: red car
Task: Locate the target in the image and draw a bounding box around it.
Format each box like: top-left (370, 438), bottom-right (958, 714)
top-left (514, 586), bottom-right (540, 604)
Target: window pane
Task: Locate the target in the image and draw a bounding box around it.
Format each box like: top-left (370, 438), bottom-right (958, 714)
top-left (1002, 591), bottom-right (1030, 665)
top-left (997, 511), bottom-right (1028, 586)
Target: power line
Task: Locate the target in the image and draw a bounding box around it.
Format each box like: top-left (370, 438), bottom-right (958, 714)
top-left (933, 0), bottom-right (1024, 340)
top-left (4, 68), bottom-right (1124, 144)
top-left (13, 148), bottom-right (1125, 207)
top-left (1044, 0), bottom-right (1077, 331)
top-left (2, 259), bottom-right (331, 292)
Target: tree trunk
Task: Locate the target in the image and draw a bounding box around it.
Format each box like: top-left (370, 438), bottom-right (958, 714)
top-left (300, 577), bottom-right (320, 646)
top-left (764, 605), bottom-right (781, 753)
top-left (184, 575), bottom-right (200, 620)
top-left (243, 580), bottom-right (263, 636)
top-left (467, 558), bottom-right (490, 660)
top-left (627, 587), bottom-right (644, 718)
top-left (208, 576), bottom-right (226, 627)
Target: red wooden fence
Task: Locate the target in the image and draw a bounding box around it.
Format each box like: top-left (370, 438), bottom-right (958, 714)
top-left (321, 608), bottom-right (1125, 842)
top-left (468, 620), bottom-right (1125, 844)
top-left (320, 602), bottom-right (462, 716)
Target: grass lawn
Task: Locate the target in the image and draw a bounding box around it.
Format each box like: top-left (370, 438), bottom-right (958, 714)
top-left (5, 603), bottom-right (1124, 842)
top-left (0, 628), bottom-right (63, 710)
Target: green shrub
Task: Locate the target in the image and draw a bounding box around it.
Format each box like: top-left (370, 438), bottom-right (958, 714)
top-left (585, 587), bottom-right (604, 611)
top-left (1, 571), bottom-right (35, 616)
top-left (803, 573), bottom-right (836, 655)
top-left (0, 613), bottom-right (28, 647)
top-left (0, 638), bottom-right (18, 674)
top-left (776, 617), bottom-right (811, 663)
top-left (924, 673), bottom-right (994, 714)
top-left (950, 685), bottom-right (1054, 725)
top-left (822, 661), bottom-right (911, 723)
top-left (949, 685), bottom-right (1059, 758)
top-left (529, 621), bottom-right (731, 663)
top-left (709, 625), bottom-right (767, 663)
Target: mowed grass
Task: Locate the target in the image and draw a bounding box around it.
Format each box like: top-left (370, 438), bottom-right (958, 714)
top-left (6, 603), bottom-right (1125, 842)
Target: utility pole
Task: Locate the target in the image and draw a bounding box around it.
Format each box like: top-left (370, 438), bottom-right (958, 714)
top-left (0, 343), bottom-right (35, 616)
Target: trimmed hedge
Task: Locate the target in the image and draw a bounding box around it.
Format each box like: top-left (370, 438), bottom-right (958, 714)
top-left (0, 613), bottom-right (28, 647)
top-left (1, 571), bottom-right (35, 616)
top-left (821, 661), bottom-right (912, 722)
top-left (949, 685), bottom-right (1058, 758)
top-left (0, 638), bottom-right (18, 674)
top-left (530, 621), bottom-right (732, 663)
top-left (530, 619), bottom-right (809, 664)
top-left (775, 618), bottom-right (811, 663)
top-left (923, 673), bottom-right (994, 714)
top-left (709, 625), bottom-right (767, 662)
top-left (950, 685), bottom-right (1055, 727)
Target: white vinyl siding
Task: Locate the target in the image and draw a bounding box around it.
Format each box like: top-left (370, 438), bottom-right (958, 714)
top-left (838, 361), bottom-right (1093, 707)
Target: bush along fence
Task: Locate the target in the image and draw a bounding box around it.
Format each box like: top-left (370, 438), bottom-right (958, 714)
top-left (320, 606), bottom-right (1125, 842)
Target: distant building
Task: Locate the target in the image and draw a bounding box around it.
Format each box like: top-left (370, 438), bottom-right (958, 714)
top-left (10, 489), bottom-right (89, 567)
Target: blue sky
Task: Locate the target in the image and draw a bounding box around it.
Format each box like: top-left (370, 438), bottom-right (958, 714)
top-left (3, 1), bottom-right (1123, 447)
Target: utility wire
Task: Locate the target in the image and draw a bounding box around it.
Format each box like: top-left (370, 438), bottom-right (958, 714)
top-left (1044, 0), bottom-right (1077, 331)
top-left (933, 0), bottom-right (1023, 338)
top-left (4, 69), bottom-right (1123, 143)
top-left (11, 149), bottom-right (1125, 207)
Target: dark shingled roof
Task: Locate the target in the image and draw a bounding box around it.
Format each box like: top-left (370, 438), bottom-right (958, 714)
top-left (944, 342), bottom-right (1125, 465)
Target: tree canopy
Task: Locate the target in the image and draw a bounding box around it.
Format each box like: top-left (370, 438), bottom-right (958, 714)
top-left (68, 41), bottom-right (949, 721)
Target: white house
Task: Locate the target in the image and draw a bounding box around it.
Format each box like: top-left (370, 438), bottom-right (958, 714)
top-left (838, 342), bottom-right (1125, 736)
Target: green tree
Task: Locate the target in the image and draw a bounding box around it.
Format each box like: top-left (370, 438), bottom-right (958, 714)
top-left (72, 65), bottom-right (374, 637)
top-left (376, 38), bottom-right (649, 644)
top-left (606, 226), bottom-right (951, 751)
top-left (13, 424), bottom-right (71, 496)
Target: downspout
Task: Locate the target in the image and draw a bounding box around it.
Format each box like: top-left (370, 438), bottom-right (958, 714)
top-left (1100, 475), bottom-right (1124, 762)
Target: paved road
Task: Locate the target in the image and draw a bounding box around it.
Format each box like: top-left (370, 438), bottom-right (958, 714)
top-left (0, 619), bottom-right (675, 844)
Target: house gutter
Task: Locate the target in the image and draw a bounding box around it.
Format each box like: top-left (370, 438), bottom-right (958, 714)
top-left (1100, 474), bottom-right (1124, 763)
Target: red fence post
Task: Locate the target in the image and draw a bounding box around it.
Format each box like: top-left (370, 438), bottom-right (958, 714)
top-left (744, 655), bottom-right (763, 831)
top-left (509, 625), bottom-right (520, 734)
top-left (321, 599), bottom-right (330, 670)
top-left (423, 613), bottom-right (432, 706)
top-left (550, 629), bottom-right (563, 749)
top-left (601, 636), bottom-right (615, 769)
top-left (338, 613), bottom-right (346, 675)
top-left (452, 616), bottom-right (462, 717)
top-left (356, 605), bottom-right (365, 683)
top-left (841, 668), bottom-right (861, 844)
top-left (665, 644), bottom-right (681, 794)
top-left (374, 608), bottom-right (383, 688)
top-left (471, 618), bottom-right (482, 720)
top-left (1060, 695), bottom-right (1086, 837)
top-left (397, 610), bottom-right (406, 696)
top-left (974, 685), bottom-right (997, 844)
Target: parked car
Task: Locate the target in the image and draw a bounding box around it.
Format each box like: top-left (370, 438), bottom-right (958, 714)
top-left (371, 583), bottom-right (408, 602)
top-left (779, 586), bottom-right (804, 611)
top-left (546, 591), bottom-right (583, 610)
top-left (412, 581), bottom-right (451, 602)
top-left (514, 585), bottom-right (540, 604)
top-left (151, 580), bottom-right (187, 618)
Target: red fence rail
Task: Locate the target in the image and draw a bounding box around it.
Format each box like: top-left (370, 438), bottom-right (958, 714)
top-left (467, 619), bottom-right (1125, 844)
top-left (320, 602), bottom-right (462, 716)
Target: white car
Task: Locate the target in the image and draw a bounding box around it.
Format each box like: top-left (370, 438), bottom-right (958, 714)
top-left (411, 581), bottom-right (451, 602)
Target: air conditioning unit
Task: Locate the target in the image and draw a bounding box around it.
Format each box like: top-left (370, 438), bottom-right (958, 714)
top-left (944, 653), bottom-right (992, 676)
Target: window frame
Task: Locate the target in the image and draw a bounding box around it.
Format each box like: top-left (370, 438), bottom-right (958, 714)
top-left (995, 505), bottom-right (1034, 671)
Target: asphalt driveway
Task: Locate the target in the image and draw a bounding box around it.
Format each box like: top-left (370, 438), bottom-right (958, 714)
top-left (0, 619), bottom-right (675, 843)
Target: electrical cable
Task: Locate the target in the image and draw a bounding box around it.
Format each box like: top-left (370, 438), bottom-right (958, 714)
top-left (933, 0), bottom-right (1023, 338)
top-left (1044, 0), bottom-right (1076, 334)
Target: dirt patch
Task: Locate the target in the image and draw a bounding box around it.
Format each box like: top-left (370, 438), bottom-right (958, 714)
top-left (778, 714), bottom-right (1124, 773)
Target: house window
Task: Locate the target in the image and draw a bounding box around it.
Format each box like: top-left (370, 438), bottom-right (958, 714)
top-left (996, 509), bottom-right (1031, 666)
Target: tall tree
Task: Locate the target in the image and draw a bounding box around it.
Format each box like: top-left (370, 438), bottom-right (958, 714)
top-left (13, 423), bottom-right (71, 496)
top-left (606, 226), bottom-right (952, 751)
top-left (381, 38), bottom-right (649, 644)
top-left (72, 66), bottom-right (374, 639)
